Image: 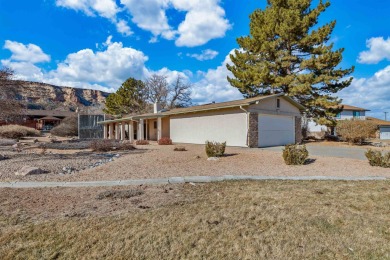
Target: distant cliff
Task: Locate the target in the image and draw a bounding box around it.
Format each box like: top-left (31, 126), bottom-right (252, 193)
top-left (9, 81), bottom-right (109, 112)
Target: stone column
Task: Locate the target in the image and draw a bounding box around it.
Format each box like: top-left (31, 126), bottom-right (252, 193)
top-left (109, 123), bottom-right (114, 139)
top-left (128, 121), bottom-right (133, 142)
top-left (157, 117), bottom-right (162, 140)
top-left (115, 123), bottom-right (120, 140)
top-left (248, 112), bottom-right (259, 148)
top-left (121, 123), bottom-right (126, 141)
top-left (295, 116), bottom-right (303, 144)
top-left (103, 124), bottom-right (108, 139)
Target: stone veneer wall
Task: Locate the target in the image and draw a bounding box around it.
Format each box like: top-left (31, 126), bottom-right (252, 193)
top-left (248, 113), bottom-right (258, 147)
top-left (295, 116), bottom-right (303, 144)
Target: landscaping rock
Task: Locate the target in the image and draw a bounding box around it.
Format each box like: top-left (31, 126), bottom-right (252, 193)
top-left (207, 157), bottom-right (219, 161)
top-left (15, 166), bottom-right (44, 176)
top-left (0, 154), bottom-right (8, 161)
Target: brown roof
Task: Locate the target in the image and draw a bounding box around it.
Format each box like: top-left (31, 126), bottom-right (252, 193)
top-left (340, 104), bottom-right (369, 111)
top-left (99, 93), bottom-right (305, 124)
top-left (366, 117), bottom-right (390, 126)
top-left (38, 116), bottom-right (62, 121)
top-left (26, 110), bottom-right (74, 117)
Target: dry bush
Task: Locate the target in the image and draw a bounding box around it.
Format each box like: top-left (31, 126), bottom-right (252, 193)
top-left (90, 139), bottom-right (135, 152)
top-left (365, 149), bottom-right (390, 168)
top-left (50, 116), bottom-right (78, 137)
top-left (158, 137), bottom-right (172, 145)
top-left (0, 125), bottom-right (40, 139)
top-left (205, 141), bottom-right (226, 157)
top-left (282, 144), bottom-right (309, 165)
top-left (174, 146), bottom-right (186, 151)
top-left (336, 120), bottom-right (377, 144)
top-left (135, 140), bottom-right (149, 145)
top-left (96, 189), bottom-right (144, 200)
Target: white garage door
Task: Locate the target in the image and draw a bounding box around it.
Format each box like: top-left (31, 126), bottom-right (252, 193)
top-left (258, 114), bottom-right (295, 147)
top-left (170, 113), bottom-right (247, 147)
top-left (380, 127), bottom-right (390, 140)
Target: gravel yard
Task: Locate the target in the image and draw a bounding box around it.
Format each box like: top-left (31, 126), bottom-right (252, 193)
top-left (1, 142), bottom-right (389, 182)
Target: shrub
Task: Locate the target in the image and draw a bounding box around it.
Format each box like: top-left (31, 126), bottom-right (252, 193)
top-left (324, 134), bottom-right (339, 142)
top-left (282, 144), bottom-right (309, 165)
top-left (205, 141), bottom-right (226, 157)
top-left (90, 139), bottom-right (135, 152)
top-left (365, 149), bottom-right (390, 168)
top-left (0, 125), bottom-right (40, 139)
top-left (158, 137), bottom-right (172, 145)
top-left (336, 120), bottom-right (377, 144)
top-left (174, 146), bottom-right (187, 151)
top-left (50, 116), bottom-right (78, 137)
top-left (135, 140), bottom-right (149, 145)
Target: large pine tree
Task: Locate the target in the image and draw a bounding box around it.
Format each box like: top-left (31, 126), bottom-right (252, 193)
top-left (227, 0), bottom-right (354, 125)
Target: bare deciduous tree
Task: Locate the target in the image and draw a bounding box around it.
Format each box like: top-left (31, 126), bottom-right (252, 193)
top-left (145, 74), bottom-right (192, 109)
top-left (0, 67), bottom-right (25, 122)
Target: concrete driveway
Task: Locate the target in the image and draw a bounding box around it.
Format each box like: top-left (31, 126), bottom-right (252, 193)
top-left (260, 144), bottom-right (368, 160)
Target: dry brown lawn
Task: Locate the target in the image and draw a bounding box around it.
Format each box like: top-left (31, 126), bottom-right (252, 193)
top-left (1, 180), bottom-right (389, 259)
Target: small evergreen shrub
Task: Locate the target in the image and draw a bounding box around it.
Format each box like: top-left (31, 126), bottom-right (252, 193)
top-left (205, 141), bottom-right (226, 157)
top-left (365, 149), bottom-right (390, 168)
top-left (158, 137), bottom-right (172, 145)
top-left (282, 144), bottom-right (309, 165)
top-left (135, 140), bottom-right (149, 145)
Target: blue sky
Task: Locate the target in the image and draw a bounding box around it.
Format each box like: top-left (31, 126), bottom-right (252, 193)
top-left (0, 0), bottom-right (389, 119)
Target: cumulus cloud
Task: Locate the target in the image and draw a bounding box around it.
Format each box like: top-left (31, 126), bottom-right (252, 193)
top-left (1, 38), bottom-right (188, 93)
top-left (358, 37), bottom-right (390, 64)
top-left (187, 49), bottom-right (218, 61)
top-left (3, 40), bottom-right (50, 63)
top-left (191, 50), bottom-right (243, 104)
top-left (171, 0), bottom-right (231, 47)
top-left (338, 66), bottom-right (390, 119)
top-left (56, 0), bottom-right (134, 37)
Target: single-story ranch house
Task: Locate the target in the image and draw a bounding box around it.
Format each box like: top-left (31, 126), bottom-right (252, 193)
top-left (99, 93), bottom-right (305, 148)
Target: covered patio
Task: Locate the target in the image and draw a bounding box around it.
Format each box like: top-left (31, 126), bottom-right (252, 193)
top-left (100, 114), bottom-right (170, 142)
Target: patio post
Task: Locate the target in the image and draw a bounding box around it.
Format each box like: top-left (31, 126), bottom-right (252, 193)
top-left (138, 119), bottom-right (144, 140)
top-left (128, 121), bottom-right (133, 142)
top-left (103, 124), bottom-right (108, 139)
top-left (121, 122), bottom-right (126, 141)
top-left (157, 117), bottom-right (162, 140)
top-left (109, 123), bottom-right (114, 139)
top-left (115, 123), bottom-right (120, 140)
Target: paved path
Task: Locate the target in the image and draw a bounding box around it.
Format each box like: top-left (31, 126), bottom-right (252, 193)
top-left (261, 144), bottom-right (368, 160)
top-left (0, 175), bottom-right (387, 188)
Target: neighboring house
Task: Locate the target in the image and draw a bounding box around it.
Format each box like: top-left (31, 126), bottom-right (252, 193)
top-left (367, 117), bottom-right (390, 140)
top-left (0, 110), bottom-right (74, 131)
top-left (307, 104), bottom-right (369, 136)
top-left (307, 105), bottom-right (390, 140)
top-left (98, 93), bottom-right (305, 147)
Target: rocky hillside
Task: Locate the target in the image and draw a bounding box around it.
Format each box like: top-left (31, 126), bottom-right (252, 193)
top-left (9, 81), bottom-right (109, 112)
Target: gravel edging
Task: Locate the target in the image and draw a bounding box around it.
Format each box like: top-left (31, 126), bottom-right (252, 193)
top-left (0, 175), bottom-right (388, 188)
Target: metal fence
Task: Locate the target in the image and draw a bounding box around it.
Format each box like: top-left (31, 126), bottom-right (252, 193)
top-left (78, 114), bottom-right (105, 139)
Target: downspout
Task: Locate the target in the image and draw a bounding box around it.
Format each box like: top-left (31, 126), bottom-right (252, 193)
top-left (239, 106), bottom-right (249, 147)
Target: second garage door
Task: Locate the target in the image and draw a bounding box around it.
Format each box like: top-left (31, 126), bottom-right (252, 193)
top-left (258, 114), bottom-right (295, 147)
top-left (380, 127), bottom-right (390, 140)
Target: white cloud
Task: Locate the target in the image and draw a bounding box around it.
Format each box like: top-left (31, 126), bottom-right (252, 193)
top-left (56, 0), bottom-right (133, 36)
top-left (3, 40), bottom-right (50, 63)
top-left (187, 49), bottom-right (218, 61)
top-left (358, 37), bottom-right (390, 64)
top-left (191, 50), bottom-right (243, 103)
top-left (339, 66), bottom-right (390, 119)
top-left (172, 0), bottom-right (231, 47)
top-left (116, 19), bottom-right (133, 36)
top-left (1, 38), bottom-right (187, 93)
top-left (55, 0), bottom-right (231, 47)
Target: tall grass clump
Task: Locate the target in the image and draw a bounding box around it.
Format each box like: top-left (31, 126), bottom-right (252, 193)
top-left (50, 116), bottom-right (78, 137)
top-left (0, 125), bottom-right (40, 139)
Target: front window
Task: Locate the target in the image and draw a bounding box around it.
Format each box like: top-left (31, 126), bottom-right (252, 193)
top-left (336, 113), bottom-right (341, 118)
top-left (353, 111), bottom-right (360, 117)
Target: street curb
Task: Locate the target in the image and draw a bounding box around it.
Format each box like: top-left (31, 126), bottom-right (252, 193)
top-left (0, 175), bottom-right (388, 188)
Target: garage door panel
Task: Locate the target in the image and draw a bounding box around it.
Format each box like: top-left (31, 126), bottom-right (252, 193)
top-left (170, 113), bottom-right (247, 147)
top-left (380, 127), bottom-right (390, 140)
top-left (259, 114), bottom-right (295, 147)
